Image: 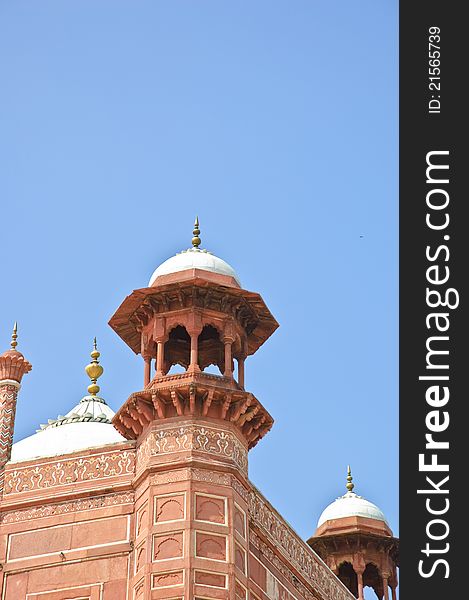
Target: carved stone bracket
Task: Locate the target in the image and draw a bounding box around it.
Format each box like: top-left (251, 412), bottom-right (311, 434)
top-left (114, 374), bottom-right (273, 449)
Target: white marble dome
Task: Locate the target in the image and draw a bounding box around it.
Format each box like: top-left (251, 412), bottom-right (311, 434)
top-left (10, 395), bottom-right (126, 463)
top-left (148, 247), bottom-right (241, 286)
top-left (317, 491), bottom-right (388, 528)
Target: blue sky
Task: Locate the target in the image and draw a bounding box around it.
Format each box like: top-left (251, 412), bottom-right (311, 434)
top-left (0, 0), bottom-right (397, 591)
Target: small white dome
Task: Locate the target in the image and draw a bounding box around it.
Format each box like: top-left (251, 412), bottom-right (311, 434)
top-left (148, 248), bottom-right (241, 286)
top-left (317, 491), bottom-right (388, 528)
top-left (10, 396), bottom-right (126, 463)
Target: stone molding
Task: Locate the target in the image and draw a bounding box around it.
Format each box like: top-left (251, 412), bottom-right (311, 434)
top-left (0, 491), bottom-right (134, 524)
top-left (3, 448), bottom-right (135, 496)
top-left (137, 423), bottom-right (248, 474)
top-left (149, 467), bottom-right (232, 487)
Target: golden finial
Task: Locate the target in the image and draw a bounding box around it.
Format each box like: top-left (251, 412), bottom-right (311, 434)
top-left (346, 465), bottom-right (355, 493)
top-left (192, 216), bottom-right (201, 248)
top-left (85, 337), bottom-right (104, 396)
top-left (11, 322), bottom-right (18, 350)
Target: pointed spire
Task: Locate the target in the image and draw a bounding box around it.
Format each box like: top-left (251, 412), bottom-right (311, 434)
top-left (85, 338), bottom-right (104, 396)
top-left (192, 216), bottom-right (201, 248)
top-left (346, 465), bottom-right (355, 493)
top-left (11, 322), bottom-right (18, 350)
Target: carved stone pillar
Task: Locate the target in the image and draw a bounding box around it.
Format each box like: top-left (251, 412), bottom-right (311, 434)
top-left (237, 355), bottom-right (245, 389)
top-left (189, 332), bottom-right (200, 372)
top-left (356, 570), bottom-right (365, 600)
top-left (155, 340), bottom-right (165, 377)
top-left (352, 554), bottom-right (366, 600)
top-left (0, 381), bottom-right (20, 469)
top-left (382, 575), bottom-right (390, 600)
top-left (143, 356), bottom-right (152, 387)
top-left (0, 341), bottom-right (32, 496)
top-left (223, 340), bottom-right (233, 378)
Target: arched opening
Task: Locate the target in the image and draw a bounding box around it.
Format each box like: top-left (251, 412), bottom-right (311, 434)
top-left (338, 562), bottom-right (358, 598)
top-left (164, 325), bottom-right (191, 372)
top-left (363, 563), bottom-right (383, 599)
top-left (166, 363), bottom-right (186, 375)
top-left (198, 325), bottom-right (224, 375)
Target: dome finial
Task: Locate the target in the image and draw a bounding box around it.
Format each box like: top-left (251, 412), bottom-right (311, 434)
top-left (10, 321), bottom-right (18, 350)
top-left (192, 216), bottom-right (201, 248)
top-left (346, 465), bottom-right (355, 493)
top-left (85, 338), bottom-right (104, 396)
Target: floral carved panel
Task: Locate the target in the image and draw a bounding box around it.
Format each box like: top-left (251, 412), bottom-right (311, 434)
top-left (137, 425), bottom-right (248, 474)
top-left (3, 449), bottom-right (135, 495)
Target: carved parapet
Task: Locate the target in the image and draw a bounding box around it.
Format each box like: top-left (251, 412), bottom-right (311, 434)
top-left (0, 442), bottom-right (136, 508)
top-left (113, 371), bottom-right (273, 449)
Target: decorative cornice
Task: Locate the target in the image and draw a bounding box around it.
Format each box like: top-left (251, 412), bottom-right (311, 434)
top-left (0, 349), bottom-right (32, 383)
top-left (109, 277), bottom-right (278, 357)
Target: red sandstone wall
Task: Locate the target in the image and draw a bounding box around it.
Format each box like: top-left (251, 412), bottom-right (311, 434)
top-left (0, 498), bottom-right (132, 599)
top-left (0, 427), bottom-right (353, 600)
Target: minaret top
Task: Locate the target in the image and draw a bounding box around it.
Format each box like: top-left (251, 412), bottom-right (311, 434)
top-left (192, 216), bottom-right (201, 248)
top-left (109, 218), bottom-right (279, 449)
top-left (346, 465), bottom-right (355, 493)
top-left (10, 321), bottom-right (18, 351)
top-left (0, 323), bottom-right (32, 383)
top-left (84, 338), bottom-right (104, 396)
top-left (147, 217), bottom-right (241, 287)
top-left (314, 467), bottom-right (391, 535)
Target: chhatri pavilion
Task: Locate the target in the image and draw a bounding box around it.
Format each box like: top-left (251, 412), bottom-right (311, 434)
top-left (0, 220), bottom-right (398, 600)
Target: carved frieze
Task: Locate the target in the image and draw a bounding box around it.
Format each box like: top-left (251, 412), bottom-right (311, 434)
top-left (149, 467), bottom-right (232, 487)
top-left (0, 491), bottom-right (134, 524)
top-left (3, 448), bottom-right (135, 495)
top-left (137, 424), bottom-right (248, 474)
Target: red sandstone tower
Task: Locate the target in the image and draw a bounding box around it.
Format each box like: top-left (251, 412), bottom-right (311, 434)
top-left (308, 468), bottom-right (399, 600)
top-left (0, 220), bottom-right (356, 600)
top-left (108, 218), bottom-right (279, 597)
top-left (0, 325), bottom-right (32, 494)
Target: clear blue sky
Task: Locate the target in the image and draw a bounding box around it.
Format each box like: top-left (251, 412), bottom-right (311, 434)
top-left (0, 0), bottom-right (398, 586)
